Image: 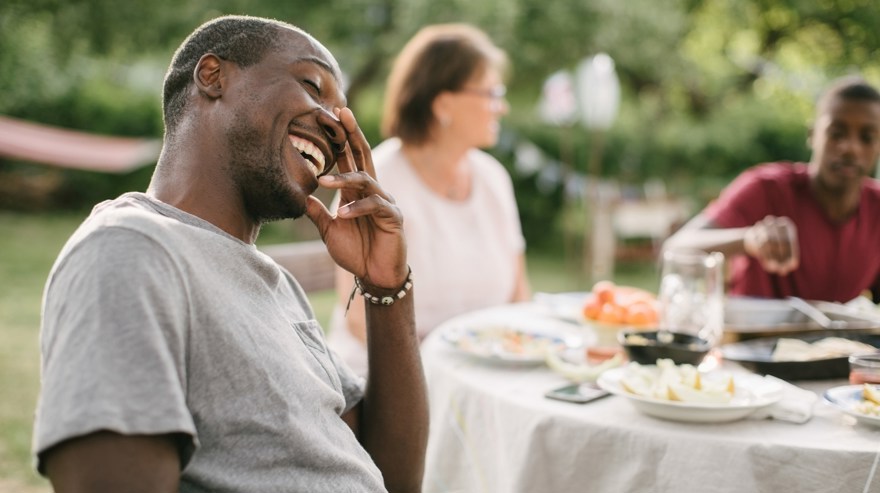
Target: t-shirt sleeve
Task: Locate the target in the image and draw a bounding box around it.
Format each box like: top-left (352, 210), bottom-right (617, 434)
top-left (34, 227), bottom-right (197, 473)
top-left (703, 168), bottom-right (773, 228)
top-left (327, 346), bottom-right (366, 414)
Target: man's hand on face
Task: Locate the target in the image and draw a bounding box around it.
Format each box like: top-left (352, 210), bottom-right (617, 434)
top-left (305, 108), bottom-right (408, 290)
top-left (743, 215), bottom-right (800, 275)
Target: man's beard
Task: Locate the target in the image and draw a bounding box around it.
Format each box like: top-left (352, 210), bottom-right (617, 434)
top-left (226, 121), bottom-right (307, 223)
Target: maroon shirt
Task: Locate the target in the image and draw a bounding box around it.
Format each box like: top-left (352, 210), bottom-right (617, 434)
top-left (705, 162), bottom-right (880, 302)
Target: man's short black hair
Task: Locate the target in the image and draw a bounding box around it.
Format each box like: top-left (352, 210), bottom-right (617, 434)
top-left (162, 15), bottom-right (298, 131)
top-left (816, 75), bottom-right (880, 117)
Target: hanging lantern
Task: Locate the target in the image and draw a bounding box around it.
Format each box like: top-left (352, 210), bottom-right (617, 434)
top-left (576, 53), bottom-right (620, 131)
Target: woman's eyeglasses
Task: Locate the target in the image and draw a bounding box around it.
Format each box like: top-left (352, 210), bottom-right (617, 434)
top-left (457, 86), bottom-right (507, 101)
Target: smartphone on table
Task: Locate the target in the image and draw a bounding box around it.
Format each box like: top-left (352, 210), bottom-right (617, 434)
top-left (544, 383), bottom-right (610, 404)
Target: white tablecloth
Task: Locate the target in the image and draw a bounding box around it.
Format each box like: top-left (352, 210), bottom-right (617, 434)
top-left (421, 304), bottom-right (880, 493)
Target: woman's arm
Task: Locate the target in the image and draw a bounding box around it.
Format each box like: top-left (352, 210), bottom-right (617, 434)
top-left (511, 252), bottom-right (532, 302)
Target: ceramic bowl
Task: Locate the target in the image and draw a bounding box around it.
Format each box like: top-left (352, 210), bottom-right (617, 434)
top-left (618, 329), bottom-right (711, 366)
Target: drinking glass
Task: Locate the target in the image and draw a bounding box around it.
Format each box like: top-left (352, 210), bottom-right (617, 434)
top-left (658, 249), bottom-right (725, 347)
top-left (849, 353), bottom-right (880, 385)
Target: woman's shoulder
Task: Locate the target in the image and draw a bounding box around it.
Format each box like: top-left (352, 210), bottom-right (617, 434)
top-left (467, 148), bottom-right (511, 179)
top-left (372, 138), bottom-right (403, 165)
top-left (371, 138), bottom-right (419, 192)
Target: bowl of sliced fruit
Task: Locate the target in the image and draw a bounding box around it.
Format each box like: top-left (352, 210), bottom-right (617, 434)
top-left (581, 280), bottom-right (660, 345)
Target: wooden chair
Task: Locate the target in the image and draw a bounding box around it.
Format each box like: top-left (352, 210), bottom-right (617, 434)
top-left (260, 240), bottom-right (336, 293)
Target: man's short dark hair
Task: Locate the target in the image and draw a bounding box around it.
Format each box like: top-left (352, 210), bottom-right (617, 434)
top-left (162, 15), bottom-right (297, 131)
top-left (816, 75), bottom-right (880, 117)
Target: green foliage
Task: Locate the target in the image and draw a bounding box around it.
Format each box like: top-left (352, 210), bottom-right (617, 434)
top-left (0, 57), bottom-right (163, 211)
top-left (18, 74), bottom-right (163, 137)
top-left (2, 0), bottom-right (879, 231)
top-left (505, 89), bottom-right (810, 192)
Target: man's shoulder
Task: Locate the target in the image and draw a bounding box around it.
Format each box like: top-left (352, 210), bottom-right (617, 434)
top-left (88, 192), bottom-right (164, 223)
top-left (740, 161), bottom-right (806, 181)
top-left (727, 162), bottom-right (808, 193)
top-left (64, 193), bottom-right (157, 243)
top-left (63, 193), bottom-right (213, 265)
top-left (76, 193), bottom-right (183, 242)
top-left (862, 178), bottom-right (880, 201)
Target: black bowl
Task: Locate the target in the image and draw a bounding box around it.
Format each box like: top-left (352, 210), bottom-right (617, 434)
top-left (618, 329), bottom-right (711, 366)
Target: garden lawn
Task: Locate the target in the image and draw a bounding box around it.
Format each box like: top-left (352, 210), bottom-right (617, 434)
top-left (0, 212), bottom-right (85, 492)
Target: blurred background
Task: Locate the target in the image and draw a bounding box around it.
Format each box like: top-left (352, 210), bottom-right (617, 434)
top-left (2, 0), bottom-right (879, 490)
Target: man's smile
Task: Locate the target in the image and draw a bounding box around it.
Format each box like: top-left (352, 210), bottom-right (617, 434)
top-left (288, 134), bottom-right (326, 177)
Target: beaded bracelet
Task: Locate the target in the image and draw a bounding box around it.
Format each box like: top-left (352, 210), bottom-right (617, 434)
top-left (346, 266), bottom-right (413, 311)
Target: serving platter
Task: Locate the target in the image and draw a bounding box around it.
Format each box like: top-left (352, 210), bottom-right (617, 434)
top-left (597, 367), bottom-right (782, 423)
top-left (823, 385), bottom-right (880, 427)
top-left (721, 332), bottom-right (880, 380)
top-left (724, 296), bottom-right (880, 335)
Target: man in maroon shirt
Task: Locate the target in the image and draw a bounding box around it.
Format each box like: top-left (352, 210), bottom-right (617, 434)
top-left (663, 76), bottom-right (880, 303)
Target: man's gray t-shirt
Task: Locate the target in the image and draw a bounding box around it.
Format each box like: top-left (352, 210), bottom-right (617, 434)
top-left (33, 192), bottom-right (385, 492)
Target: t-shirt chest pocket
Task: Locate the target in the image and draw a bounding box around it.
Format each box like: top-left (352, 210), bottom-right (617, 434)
top-left (291, 320), bottom-right (342, 392)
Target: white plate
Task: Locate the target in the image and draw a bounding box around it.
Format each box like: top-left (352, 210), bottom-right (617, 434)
top-left (597, 367), bottom-right (783, 423)
top-left (532, 291), bottom-right (590, 324)
top-left (823, 385), bottom-right (880, 427)
top-left (439, 306), bottom-right (585, 365)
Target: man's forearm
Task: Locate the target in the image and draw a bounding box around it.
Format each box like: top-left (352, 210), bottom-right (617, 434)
top-left (360, 293), bottom-right (428, 493)
top-left (662, 214), bottom-right (750, 258)
top-left (45, 431), bottom-right (181, 493)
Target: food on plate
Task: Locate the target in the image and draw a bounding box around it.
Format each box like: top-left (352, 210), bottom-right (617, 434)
top-left (581, 280), bottom-right (659, 327)
top-left (864, 383), bottom-right (880, 404)
top-left (854, 384), bottom-right (880, 416)
top-left (619, 358), bottom-right (735, 404)
top-left (454, 325), bottom-right (564, 359)
top-left (622, 332), bottom-right (707, 351)
top-left (623, 333), bottom-right (651, 345)
top-left (547, 350), bottom-right (624, 383)
top-left (771, 337), bottom-right (877, 362)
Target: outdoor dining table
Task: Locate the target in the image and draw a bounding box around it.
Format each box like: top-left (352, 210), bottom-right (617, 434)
top-left (420, 302), bottom-right (880, 493)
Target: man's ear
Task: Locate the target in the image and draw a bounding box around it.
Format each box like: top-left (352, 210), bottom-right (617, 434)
top-left (193, 53), bottom-right (224, 99)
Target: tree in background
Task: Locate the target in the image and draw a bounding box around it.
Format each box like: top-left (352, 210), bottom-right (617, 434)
top-left (1, 0), bottom-right (878, 216)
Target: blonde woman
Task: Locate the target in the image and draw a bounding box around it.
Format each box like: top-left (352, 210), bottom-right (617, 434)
top-left (328, 24), bottom-right (531, 376)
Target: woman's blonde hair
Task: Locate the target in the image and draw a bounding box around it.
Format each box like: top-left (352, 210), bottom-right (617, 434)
top-left (381, 24), bottom-right (508, 145)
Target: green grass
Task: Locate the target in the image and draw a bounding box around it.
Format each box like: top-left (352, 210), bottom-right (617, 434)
top-left (0, 212), bottom-right (655, 490)
top-left (0, 212), bottom-right (86, 492)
